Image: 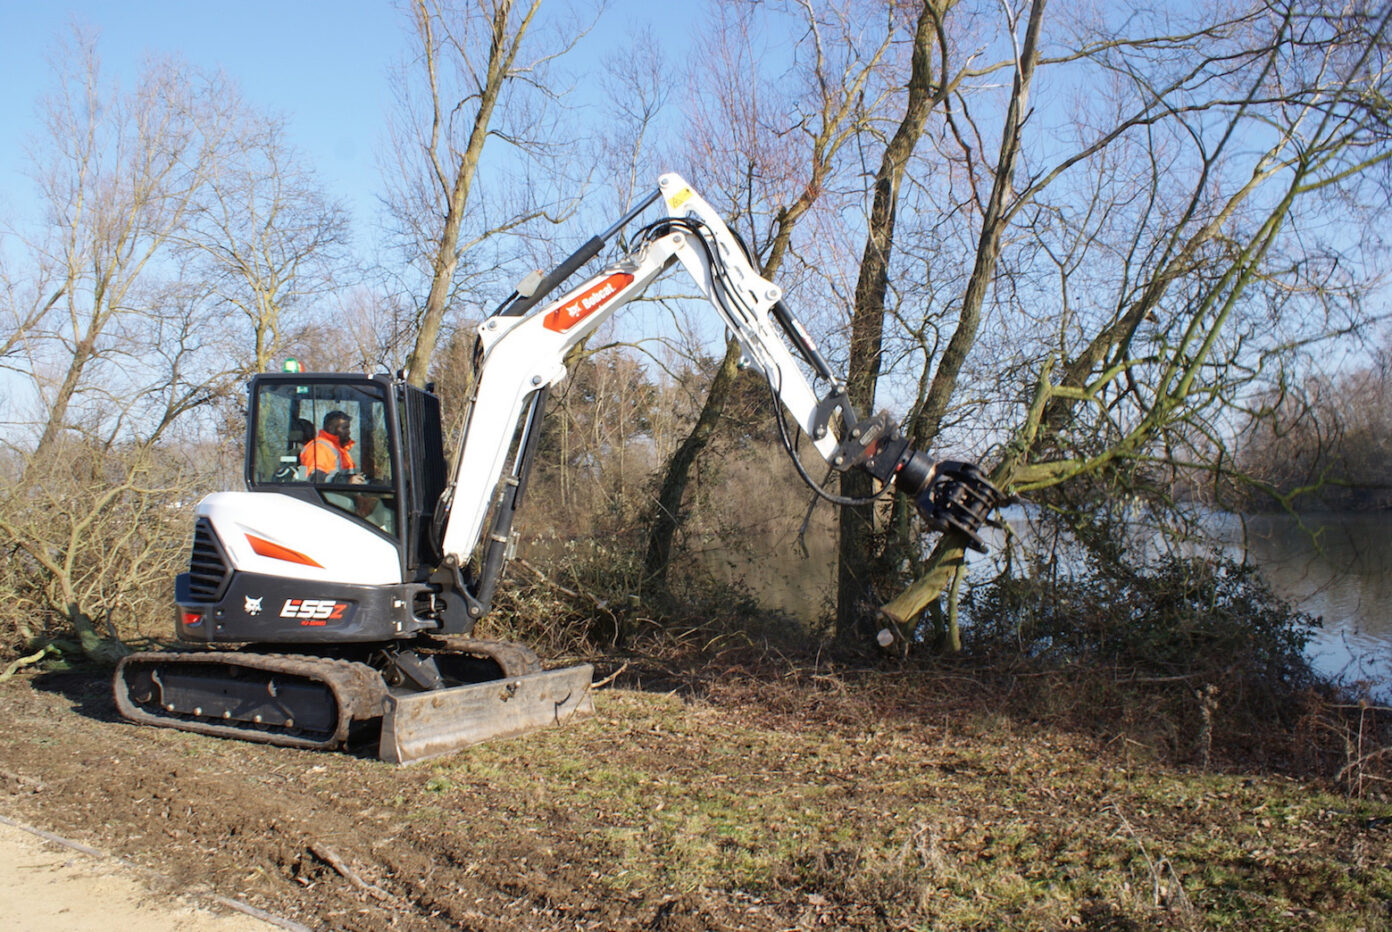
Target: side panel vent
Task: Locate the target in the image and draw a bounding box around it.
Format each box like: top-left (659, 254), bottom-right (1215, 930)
top-left (186, 517), bottom-right (231, 601)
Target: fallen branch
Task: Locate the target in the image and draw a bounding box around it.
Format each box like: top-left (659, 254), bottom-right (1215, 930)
top-left (307, 841), bottom-right (394, 903)
top-left (0, 645), bottom-right (58, 684)
top-left (513, 558), bottom-right (582, 600)
top-left (592, 661), bottom-right (630, 690)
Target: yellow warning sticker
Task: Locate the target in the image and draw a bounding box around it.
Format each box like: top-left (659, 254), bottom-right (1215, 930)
top-left (665, 187), bottom-right (694, 211)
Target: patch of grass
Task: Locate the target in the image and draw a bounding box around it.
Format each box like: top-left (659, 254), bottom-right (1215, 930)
top-left (424, 774), bottom-right (455, 794)
top-left (393, 676), bottom-right (1391, 929)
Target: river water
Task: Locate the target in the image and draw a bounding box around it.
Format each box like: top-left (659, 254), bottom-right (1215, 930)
top-left (980, 509), bottom-right (1392, 698)
top-left (1205, 511), bottom-right (1392, 698)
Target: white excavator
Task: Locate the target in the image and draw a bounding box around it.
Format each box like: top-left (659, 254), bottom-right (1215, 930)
top-left (113, 174), bottom-right (1003, 763)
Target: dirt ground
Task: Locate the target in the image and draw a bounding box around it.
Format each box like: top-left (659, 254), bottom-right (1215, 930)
top-left (1, 669), bottom-right (591, 932)
top-left (0, 816), bottom-right (288, 930)
top-left (0, 665), bottom-right (832, 932)
top-left (1, 664), bottom-right (1389, 931)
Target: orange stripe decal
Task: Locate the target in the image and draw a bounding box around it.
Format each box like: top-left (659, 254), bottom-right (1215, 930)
top-left (543, 273), bottom-right (634, 333)
top-left (245, 534), bottom-right (324, 568)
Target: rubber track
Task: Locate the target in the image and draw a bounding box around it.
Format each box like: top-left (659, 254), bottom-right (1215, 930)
top-left (113, 651), bottom-right (387, 751)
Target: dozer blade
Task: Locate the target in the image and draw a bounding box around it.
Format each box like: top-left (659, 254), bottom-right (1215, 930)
top-left (379, 663), bottom-right (594, 764)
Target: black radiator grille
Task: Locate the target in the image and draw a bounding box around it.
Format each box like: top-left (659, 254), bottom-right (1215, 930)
top-left (186, 517), bottom-right (231, 601)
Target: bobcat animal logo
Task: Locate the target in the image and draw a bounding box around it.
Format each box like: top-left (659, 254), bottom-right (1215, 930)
top-left (244, 596), bottom-right (263, 616)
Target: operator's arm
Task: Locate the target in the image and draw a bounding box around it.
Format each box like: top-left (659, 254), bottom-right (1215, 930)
top-left (299, 439), bottom-right (337, 482)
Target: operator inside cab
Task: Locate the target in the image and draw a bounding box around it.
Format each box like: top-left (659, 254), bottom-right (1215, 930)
top-left (300, 410), bottom-right (392, 532)
top-left (301, 410), bottom-right (365, 483)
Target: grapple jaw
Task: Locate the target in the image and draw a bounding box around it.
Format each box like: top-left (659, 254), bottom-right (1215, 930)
top-left (912, 460), bottom-right (1007, 553)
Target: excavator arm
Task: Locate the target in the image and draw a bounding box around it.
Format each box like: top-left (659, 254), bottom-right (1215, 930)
top-left (436, 174), bottom-right (1003, 623)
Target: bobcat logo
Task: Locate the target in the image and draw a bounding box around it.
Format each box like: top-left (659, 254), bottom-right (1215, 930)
top-left (244, 596), bottom-right (263, 616)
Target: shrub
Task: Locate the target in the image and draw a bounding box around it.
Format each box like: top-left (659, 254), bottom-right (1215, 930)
top-left (483, 531), bottom-right (811, 665)
top-left (966, 555), bottom-right (1321, 691)
top-left (961, 554), bottom-right (1328, 767)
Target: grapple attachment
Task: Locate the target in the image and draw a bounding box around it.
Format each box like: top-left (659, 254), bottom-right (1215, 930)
top-left (913, 460), bottom-right (1006, 553)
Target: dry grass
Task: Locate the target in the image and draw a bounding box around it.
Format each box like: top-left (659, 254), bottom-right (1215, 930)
top-left (419, 665), bottom-right (1392, 930)
top-left (2, 652), bottom-right (1389, 931)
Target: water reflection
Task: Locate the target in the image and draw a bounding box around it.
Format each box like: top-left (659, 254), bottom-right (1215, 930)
top-left (981, 508), bottom-right (1392, 697)
top-left (1207, 512), bottom-right (1392, 696)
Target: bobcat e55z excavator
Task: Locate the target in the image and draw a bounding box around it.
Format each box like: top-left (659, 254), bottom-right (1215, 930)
top-left (113, 173), bottom-right (1004, 763)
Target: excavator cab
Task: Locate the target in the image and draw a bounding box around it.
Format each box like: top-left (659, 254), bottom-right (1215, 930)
top-left (244, 372), bottom-right (449, 575)
top-left (248, 375), bottom-right (400, 535)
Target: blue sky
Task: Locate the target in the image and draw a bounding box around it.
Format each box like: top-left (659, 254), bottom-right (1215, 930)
top-left (0, 0), bottom-right (703, 423)
top-left (1, 2), bottom-right (401, 228)
top-left (0, 0), bottom-right (678, 236)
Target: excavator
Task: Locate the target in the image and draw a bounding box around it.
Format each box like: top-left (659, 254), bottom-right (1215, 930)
top-left (113, 174), bottom-right (1003, 763)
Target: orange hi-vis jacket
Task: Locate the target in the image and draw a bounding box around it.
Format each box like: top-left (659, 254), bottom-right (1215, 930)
top-left (300, 429), bottom-right (356, 477)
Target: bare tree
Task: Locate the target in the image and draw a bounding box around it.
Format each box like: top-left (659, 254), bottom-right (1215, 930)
top-left (642, 0), bottom-right (900, 595)
top-left (178, 114), bottom-right (353, 376)
top-left (0, 32), bottom-right (342, 659)
top-left (388, 0), bottom-right (577, 388)
top-left (0, 261), bottom-right (56, 369)
top-left (1235, 336), bottom-right (1392, 510)
top-left (877, 0), bottom-right (1392, 646)
top-left (835, 0), bottom-right (984, 637)
top-left (16, 36), bottom-right (243, 457)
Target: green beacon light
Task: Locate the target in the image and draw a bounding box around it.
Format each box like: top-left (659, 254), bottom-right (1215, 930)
top-left (282, 357), bottom-right (302, 373)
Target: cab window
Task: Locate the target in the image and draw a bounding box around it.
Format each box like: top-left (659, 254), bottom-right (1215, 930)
top-left (250, 380), bottom-right (397, 535)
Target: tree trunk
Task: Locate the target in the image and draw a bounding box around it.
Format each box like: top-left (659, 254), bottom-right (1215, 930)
top-left (914, 0), bottom-right (1044, 443)
top-left (877, 0), bottom-right (1046, 648)
top-left (403, 0), bottom-right (539, 387)
top-left (33, 331), bottom-right (97, 461)
top-left (642, 338), bottom-right (743, 596)
top-left (835, 1), bottom-right (946, 640)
